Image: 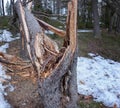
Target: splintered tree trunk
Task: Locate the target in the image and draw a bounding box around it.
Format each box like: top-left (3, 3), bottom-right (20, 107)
top-left (15, 0), bottom-right (78, 108)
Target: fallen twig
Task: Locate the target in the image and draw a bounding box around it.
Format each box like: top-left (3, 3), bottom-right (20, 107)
top-left (21, 64), bottom-right (32, 70)
top-left (6, 67), bottom-right (14, 72)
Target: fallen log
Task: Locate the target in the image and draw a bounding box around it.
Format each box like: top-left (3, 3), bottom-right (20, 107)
top-left (15, 0), bottom-right (78, 108)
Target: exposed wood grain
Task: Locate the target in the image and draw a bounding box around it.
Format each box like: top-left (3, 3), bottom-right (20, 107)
top-left (36, 17), bottom-right (66, 37)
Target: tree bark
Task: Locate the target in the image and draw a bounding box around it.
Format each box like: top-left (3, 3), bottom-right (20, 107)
top-left (2, 0), bottom-right (5, 16)
top-left (92, 0), bottom-right (101, 38)
top-left (15, 0), bottom-right (78, 108)
top-left (0, 1), bottom-right (1, 15)
top-left (116, 16), bottom-right (120, 34)
top-left (108, 11), bottom-right (114, 33)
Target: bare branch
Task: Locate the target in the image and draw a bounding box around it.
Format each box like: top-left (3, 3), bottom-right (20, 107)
top-left (36, 17), bottom-right (66, 37)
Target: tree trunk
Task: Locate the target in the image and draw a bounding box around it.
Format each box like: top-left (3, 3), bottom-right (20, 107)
top-left (10, 0), bottom-right (12, 15)
top-left (15, 0), bottom-right (78, 108)
top-left (56, 0), bottom-right (61, 15)
top-left (92, 0), bottom-right (101, 38)
top-left (10, 0), bottom-right (15, 16)
top-left (116, 16), bottom-right (120, 34)
top-left (108, 11), bottom-right (114, 33)
top-left (53, 0), bottom-right (56, 14)
top-left (0, 1), bottom-right (2, 15)
top-left (2, 0), bottom-right (5, 16)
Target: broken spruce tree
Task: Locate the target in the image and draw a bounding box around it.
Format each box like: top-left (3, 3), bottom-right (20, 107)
top-left (15, 0), bottom-right (78, 107)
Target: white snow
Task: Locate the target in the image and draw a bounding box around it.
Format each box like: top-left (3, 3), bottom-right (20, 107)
top-left (40, 29), bottom-right (93, 34)
top-left (77, 53), bottom-right (120, 107)
top-left (0, 65), bottom-right (11, 108)
top-left (0, 30), bottom-right (20, 42)
top-left (77, 29), bottom-right (93, 33)
top-left (45, 30), bottom-right (54, 35)
top-left (0, 29), bottom-right (19, 108)
top-left (0, 44), bottom-right (9, 53)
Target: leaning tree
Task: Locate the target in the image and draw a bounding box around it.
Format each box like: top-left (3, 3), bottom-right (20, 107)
top-left (12, 0), bottom-right (78, 107)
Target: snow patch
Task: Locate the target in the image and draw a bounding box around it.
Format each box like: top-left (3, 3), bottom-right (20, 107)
top-left (45, 30), bottom-right (54, 35)
top-left (77, 54), bottom-right (120, 107)
top-left (0, 44), bottom-right (9, 53)
top-left (0, 30), bottom-right (19, 108)
top-left (0, 65), bottom-right (11, 108)
top-left (0, 30), bottom-right (20, 42)
top-left (77, 29), bottom-right (93, 33)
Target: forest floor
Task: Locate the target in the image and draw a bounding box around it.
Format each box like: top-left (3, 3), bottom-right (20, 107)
top-left (3, 30), bottom-right (120, 108)
top-left (78, 31), bottom-right (120, 62)
top-left (78, 31), bottom-right (120, 108)
top-left (4, 39), bottom-right (42, 108)
top-left (77, 31), bottom-right (120, 108)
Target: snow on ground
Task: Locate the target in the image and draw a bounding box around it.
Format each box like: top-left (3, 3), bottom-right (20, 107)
top-left (0, 30), bottom-right (20, 42)
top-left (0, 65), bottom-right (11, 108)
top-left (0, 30), bottom-right (19, 108)
top-left (77, 53), bottom-right (120, 107)
top-left (0, 44), bottom-right (9, 53)
top-left (77, 29), bottom-right (93, 33)
top-left (45, 30), bottom-right (54, 35)
top-left (45, 29), bottom-right (95, 34)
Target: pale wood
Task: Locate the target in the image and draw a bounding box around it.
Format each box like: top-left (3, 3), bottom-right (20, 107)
top-left (36, 17), bottom-right (66, 37)
top-left (15, 0), bottom-right (32, 60)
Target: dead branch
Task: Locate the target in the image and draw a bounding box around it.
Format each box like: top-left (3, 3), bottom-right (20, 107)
top-left (44, 46), bottom-right (58, 56)
top-left (5, 67), bottom-right (14, 72)
top-left (0, 52), bottom-right (14, 60)
top-left (0, 58), bottom-right (30, 66)
top-left (0, 58), bottom-right (15, 65)
top-left (36, 17), bottom-right (66, 37)
top-left (21, 64), bottom-right (32, 70)
top-left (0, 52), bottom-right (31, 66)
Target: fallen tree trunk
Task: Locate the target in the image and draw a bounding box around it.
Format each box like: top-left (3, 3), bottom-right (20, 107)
top-left (15, 0), bottom-right (78, 108)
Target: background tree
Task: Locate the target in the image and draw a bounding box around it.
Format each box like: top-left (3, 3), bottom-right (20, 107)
top-left (0, 0), bottom-right (2, 15)
top-left (92, 0), bottom-right (101, 37)
top-left (102, 0), bottom-right (120, 34)
top-left (2, 0), bottom-right (5, 16)
top-left (10, 0), bottom-right (14, 15)
top-left (6, 0), bottom-right (11, 16)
